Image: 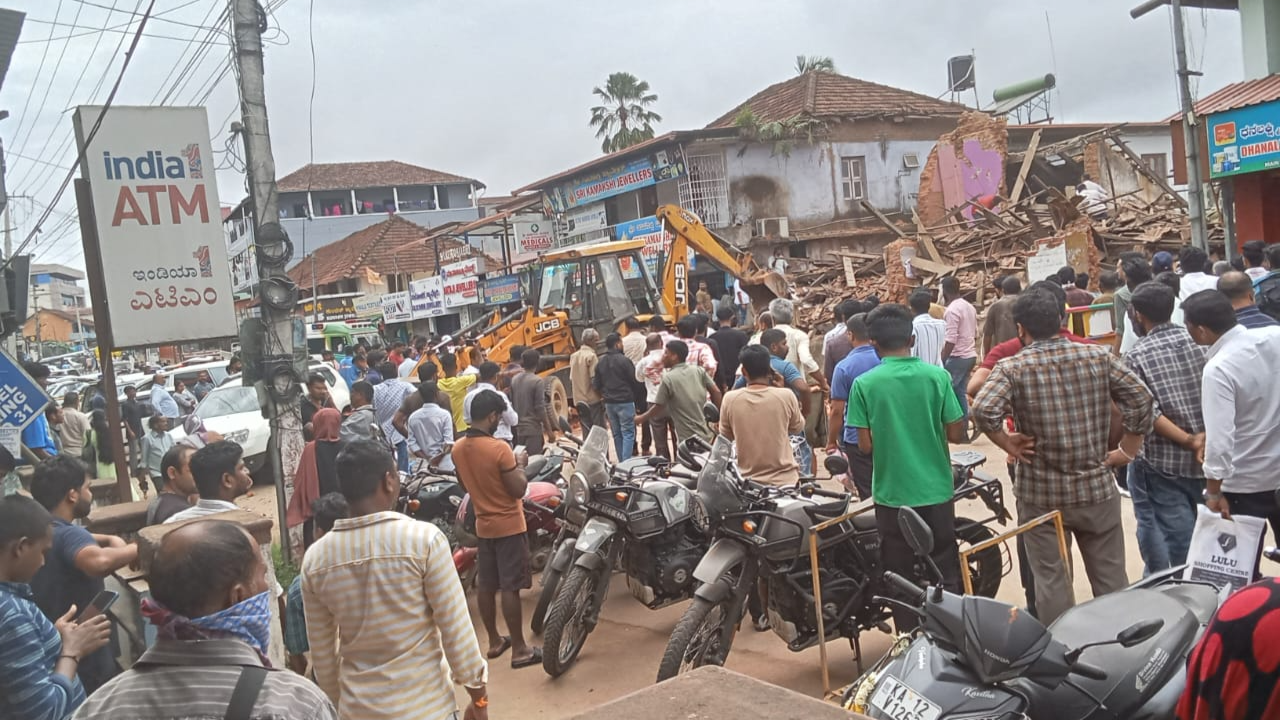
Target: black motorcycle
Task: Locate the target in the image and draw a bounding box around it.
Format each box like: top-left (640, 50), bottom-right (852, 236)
top-left (844, 507), bottom-right (1226, 720)
top-left (655, 437), bottom-right (1007, 682)
top-left (539, 426), bottom-right (709, 677)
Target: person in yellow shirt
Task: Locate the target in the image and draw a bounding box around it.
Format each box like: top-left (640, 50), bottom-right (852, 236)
top-left (437, 353), bottom-right (477, 432)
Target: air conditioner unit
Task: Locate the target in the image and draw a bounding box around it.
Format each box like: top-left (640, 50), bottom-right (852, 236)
top-left (902, 153), bottom-right (921, 169)
top-left (753, 217), bottom-right (789, 238)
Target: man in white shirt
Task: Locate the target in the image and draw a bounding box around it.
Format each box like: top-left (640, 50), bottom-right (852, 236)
top-left (1242, 240), bottom-right (1269, 282)
top-left (407, 381), bottom-right (457, 472)
top-left (635, 334), bottom-right (674, 460)
top-left (1177, 246), bottom-right (1218, 300)
top-left (1184, 290), bottom-right (1280, 555)
top-left (733, 278), bottom-right (751, 326)
top-left (908, 289), bottom-right (946, 366)
top-left (767, 298), bottom-right (822, 389)
top-left (462, 362), bottom-right (518, 443)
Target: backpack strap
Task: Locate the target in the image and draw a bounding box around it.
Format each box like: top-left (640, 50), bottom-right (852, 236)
top-left (224, 666), bottom-right (269, 720)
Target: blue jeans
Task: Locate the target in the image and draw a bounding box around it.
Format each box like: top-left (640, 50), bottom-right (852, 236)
top-left (395, 440), bottom-right (409, 473)
top-left (944, 356), bottom-right (977, 419)
top-left (1127, 457), bottom-right (1203, 576)
top-left (605, 402), bottom-right (636, 461)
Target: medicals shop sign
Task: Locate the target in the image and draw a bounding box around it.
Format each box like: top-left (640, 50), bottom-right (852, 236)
top-left (1207, 100), bottom-right (1280, 179)
top-left (73, 106), bottom-right (237, 347)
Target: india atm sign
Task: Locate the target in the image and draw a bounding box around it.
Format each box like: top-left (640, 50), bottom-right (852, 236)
top-left (1207, 99), bottom-right (1280, 179)
top-left (74, 106), bottom-right (236, 348)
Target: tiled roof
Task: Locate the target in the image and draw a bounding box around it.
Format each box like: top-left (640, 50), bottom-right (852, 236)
top-left (29, 307), bottom-right (94, 326)
top-left (276, 161), bottom-right (483, 193)
top-left (706, 71), bottom-right (968, 128)
top-left (1165, 74), bottom-right (1280, 121)
top-left (287, 215), bottom-right (472, 286)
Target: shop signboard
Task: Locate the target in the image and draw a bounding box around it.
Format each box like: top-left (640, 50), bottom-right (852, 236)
top-left (438, 243), bottom-right (473, 265)
top-left (442, 257), bottom-right (485, 280)
top-left (515, 220), bottom-right (555, 252)
top-left (72, 106), bottom-right (237, 347)
top-left (381, 291), bottom-right (412, 323)
top-left (482, 274), bottom-right (521, 306)
top-left (546, 157), bottom-right (655, 213)
top-left (353, 294), bottom-right (383, 318)
top-left (301, 297), bottom-right (357, 322)
top-left (1207, 100), bottom-right (1280, 179)
top-left (565, 205), bottom-right (607, 236)
top-left (443, 275), bottom-right (479, 308)
top-left (616, 216), bottom-right (669, 276)
top-left (651, 146), bottom-right (687, 182)
top-left (410, 276), bottom-right (446, 319)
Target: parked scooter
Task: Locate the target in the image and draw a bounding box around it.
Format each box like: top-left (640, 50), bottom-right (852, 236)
top-left (843, 507), bottom-right (1227, 720)
top-left (655, 437), bottom-right (1009, 682)
top-left (539, 426), bottom-right (711, 677)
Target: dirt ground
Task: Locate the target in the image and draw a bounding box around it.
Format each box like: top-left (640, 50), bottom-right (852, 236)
top-left (233, 436), bottom-right (1150, 719)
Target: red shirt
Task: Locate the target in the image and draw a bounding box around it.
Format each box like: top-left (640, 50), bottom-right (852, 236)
top-left (980, 330), bottom-right (1092, 370)
top-left (388, 349), bottom-right (404, 366)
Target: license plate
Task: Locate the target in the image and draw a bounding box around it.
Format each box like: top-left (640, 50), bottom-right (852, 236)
top-left (870, 676), bottom-right (941, 720)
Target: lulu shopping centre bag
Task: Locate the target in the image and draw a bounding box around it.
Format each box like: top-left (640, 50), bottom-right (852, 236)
top-left (1183, 505), bottom-right (1267, 591)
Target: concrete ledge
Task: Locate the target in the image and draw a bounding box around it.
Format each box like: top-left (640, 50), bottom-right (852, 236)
top-left (89, 476), bottom-right (123, 506)
top-left (85, 500), bottom-right (151, 537)
top-left (136, 509), bottom-right (273, 573)
top-left (565, 666), bottom-right (866, 720)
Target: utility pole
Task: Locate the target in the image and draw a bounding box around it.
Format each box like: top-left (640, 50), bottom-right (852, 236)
top-left (232, 0), bottom-right (301, 564)
top-left (1169, 0), bottom-right (1209, 251)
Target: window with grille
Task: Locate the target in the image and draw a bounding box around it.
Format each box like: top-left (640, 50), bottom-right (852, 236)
top-left (841, 156), bottom-right (866, 201)
top-left (1141, 153), bottom-right (1168, 180)
top-left (677, 152), bottom-right (730, 228)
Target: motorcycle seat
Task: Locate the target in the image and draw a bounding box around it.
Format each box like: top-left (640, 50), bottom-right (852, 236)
top-left (526, 456), bottom-right (549, 479)
top-left (1155, 582), bottom-right (1221, 625)
top-left (851, 512), bottom-right (877, 531)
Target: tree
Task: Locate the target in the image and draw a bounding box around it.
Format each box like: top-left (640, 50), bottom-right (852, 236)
top-left (795, 55), bottom-right (837, 75)
top-left (589, 72), bottom-right (662, 154)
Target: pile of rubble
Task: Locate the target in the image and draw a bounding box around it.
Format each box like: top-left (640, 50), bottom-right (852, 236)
top-left (790, 113), bottom-right (1221, 331)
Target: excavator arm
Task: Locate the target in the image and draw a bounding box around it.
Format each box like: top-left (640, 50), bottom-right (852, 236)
top-left (654, 204), bottom-right (786, 319)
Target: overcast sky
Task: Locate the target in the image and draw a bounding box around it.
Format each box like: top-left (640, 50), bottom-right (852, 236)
top-left (0, 0), bottom-right (1245, 270)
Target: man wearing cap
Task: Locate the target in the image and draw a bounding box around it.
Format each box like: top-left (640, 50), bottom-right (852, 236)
top-left (1152, 251), bottom-right (1174, 276)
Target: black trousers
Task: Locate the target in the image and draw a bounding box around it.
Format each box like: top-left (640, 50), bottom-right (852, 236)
top-left (838, 441), bottom-right (874, 502)
top-left (876, 501), bottom-right (961, 632)
top-left (632, 381), bottom-right (652, 454)
top-left (1223, 489), bottom-right (1280, 579)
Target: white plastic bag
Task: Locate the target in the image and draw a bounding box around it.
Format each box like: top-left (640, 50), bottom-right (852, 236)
top-left (1182, 505), bottom-right (1266, 591)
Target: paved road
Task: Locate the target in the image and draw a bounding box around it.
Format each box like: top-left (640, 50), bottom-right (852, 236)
top-left (464, 436), bottom-right (1151, 719)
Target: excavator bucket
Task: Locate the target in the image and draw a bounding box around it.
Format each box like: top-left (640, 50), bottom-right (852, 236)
top-left (739, 269), bottom-right (788, 310)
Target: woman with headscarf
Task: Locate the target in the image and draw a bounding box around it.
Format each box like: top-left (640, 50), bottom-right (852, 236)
top-left (287, 407), bottom-right (342, 546)
top-left (1177, 577), bottom-right (1280, 720)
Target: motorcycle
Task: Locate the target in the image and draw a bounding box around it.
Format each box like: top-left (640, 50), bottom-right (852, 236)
top-left (655, 437), bottom-right (1008, 682)
top-left (452, 434), bottom-right (580, 584)
top-left (398, 464), bottom-right (467, 547)
top-left (539, 426), bottom-right (710, 677)
top-left (843, 507), bottom-right (1226, 720)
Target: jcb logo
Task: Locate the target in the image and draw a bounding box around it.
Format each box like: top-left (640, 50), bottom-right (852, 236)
top-left (535, 318), bottom-right (562, 333)
top-left (674, 262), bottom-right (688, 308)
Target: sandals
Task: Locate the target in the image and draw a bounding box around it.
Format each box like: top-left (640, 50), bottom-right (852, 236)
top-left (486, 636), bottom-right (511, 659)
top-left (511, 647), bottom-right (543, 669)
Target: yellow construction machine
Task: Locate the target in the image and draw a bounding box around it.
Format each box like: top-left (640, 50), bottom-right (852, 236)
top-left (419, 204), bottom-right (785, 418)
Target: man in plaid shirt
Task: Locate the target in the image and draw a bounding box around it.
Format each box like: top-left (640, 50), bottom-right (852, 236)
top-left (1121, 282), bottom-right (1207, 575)
top-left (973, 288), bottom-right (1153, 624)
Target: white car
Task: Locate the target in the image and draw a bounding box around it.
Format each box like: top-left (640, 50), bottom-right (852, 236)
top-left (169, 364), bottom-right (350, 478)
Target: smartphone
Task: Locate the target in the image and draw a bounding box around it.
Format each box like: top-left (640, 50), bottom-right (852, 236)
top-left (78, 590), bottom-right (119, 622)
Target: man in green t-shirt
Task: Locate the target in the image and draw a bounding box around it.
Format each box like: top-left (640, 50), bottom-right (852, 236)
top-left (848, 303), bottom-right (965, 628)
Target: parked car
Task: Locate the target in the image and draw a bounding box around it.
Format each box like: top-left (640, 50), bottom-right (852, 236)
top-left (169, 364), bottom-right (350, 479)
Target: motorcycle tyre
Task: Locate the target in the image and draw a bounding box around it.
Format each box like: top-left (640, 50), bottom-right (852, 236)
top-left (956, 521), bottom-right (1002, 598)
top-left (656, 595), bottom-right (738, 683)
top-left (531, 564), bottom-right (563, 636)
top-left (542, 565), bottom-right (603, 677)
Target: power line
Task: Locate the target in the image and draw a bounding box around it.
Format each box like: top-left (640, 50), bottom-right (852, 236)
top-left (8, 0), bottom-right (65, 150)
top-left (5, 0), bottom-right (158, 273)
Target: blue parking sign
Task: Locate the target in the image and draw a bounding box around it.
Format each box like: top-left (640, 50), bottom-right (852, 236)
top-left (0, 353), bottom-right (50, 430)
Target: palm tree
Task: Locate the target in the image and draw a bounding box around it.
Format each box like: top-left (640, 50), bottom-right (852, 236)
top-left (589, 72), bottom-right (662, 154)
top-left (795, 55), bottom-right (837, 75)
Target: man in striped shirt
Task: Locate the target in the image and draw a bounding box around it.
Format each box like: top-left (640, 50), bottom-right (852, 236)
top-left (909, 289), bottom-right (946, 367)
top-left (302, 440), bottom-right (488, 720)
top-left (1, 495), bottom-right (110, 720)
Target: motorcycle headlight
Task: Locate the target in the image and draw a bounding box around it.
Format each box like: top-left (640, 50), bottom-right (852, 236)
top-left (568, 474), bottom-right (589, 507)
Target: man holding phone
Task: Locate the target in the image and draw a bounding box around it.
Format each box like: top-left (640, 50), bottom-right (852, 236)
top-left (28, 455), bottom-right (138, 694)
top-left (0, 495), bottom-right (111, 720)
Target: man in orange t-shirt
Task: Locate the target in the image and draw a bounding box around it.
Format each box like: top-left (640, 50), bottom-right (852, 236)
top-left (452, 389), bottom-right (540, 669)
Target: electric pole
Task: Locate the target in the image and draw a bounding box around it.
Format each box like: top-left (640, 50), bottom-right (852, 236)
top-left (1169, 0), bottom-right (1209, 251)
top-left (232, 0), bottom-right (301, 564)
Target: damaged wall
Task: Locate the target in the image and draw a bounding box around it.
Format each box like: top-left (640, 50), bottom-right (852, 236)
top-left (918, 112), bottom-right (1009, 227)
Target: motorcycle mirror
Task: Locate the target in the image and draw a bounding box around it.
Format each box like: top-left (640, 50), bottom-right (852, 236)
top-left (824, 454), bottom-right (849, 476)
top-left (897, 507), bottom-right (934, 559)
top-left (1117, 618), bottom-right (1164, 648)
top-left (702, 402), bottom-right (720, 424)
